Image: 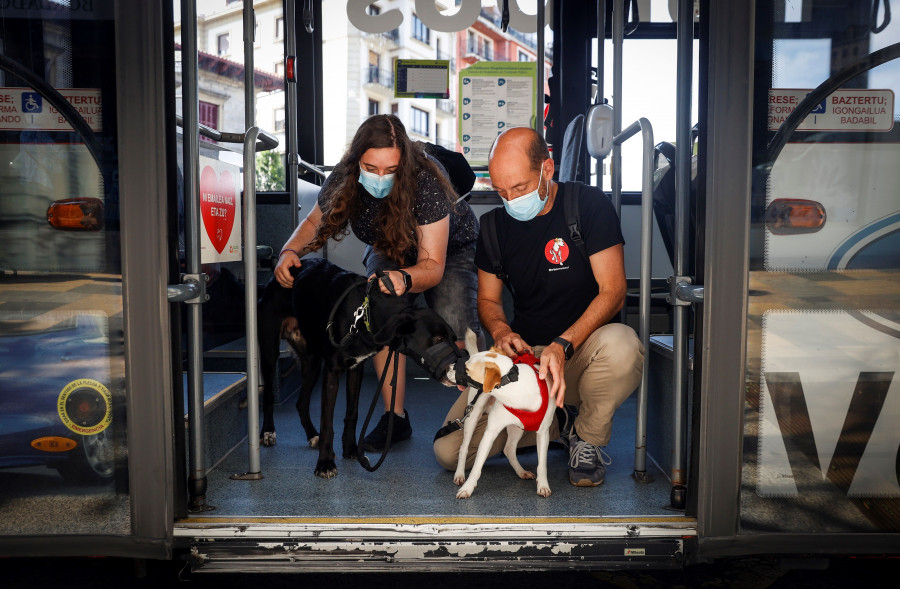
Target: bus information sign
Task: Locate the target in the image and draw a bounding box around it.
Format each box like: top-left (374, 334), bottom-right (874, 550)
top-left (458, 61), bottom-right (536, 165)
top-left (768, 88), bottom-right (894, 132)
top-left (199, 156), bottom-right (242, 264)
top-left (0, 87), bottom-right (102, 132)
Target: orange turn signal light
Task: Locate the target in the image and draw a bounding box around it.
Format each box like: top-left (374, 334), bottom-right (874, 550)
top-left (47, 197), bottom-right (104, 231)
top-left (765, 198), bottom-right (826, 235)
top-left (31, 436), bottom-right (77, 452)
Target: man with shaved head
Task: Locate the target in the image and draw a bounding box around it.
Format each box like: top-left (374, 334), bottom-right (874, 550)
top-left (434, 127), bottom-right (643, 488)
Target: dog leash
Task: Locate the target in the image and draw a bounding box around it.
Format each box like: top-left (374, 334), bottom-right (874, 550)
top-left (357, 343), bottom-right (400, 472)
top-left (432, 364), bottom-right (521, 442)
top-left (356, 269), bottom-right (404, 472)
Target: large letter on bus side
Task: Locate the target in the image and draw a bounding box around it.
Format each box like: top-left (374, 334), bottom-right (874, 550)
top-left (348, 0), bottom-right (403, 34)
top-left (414, 0), bottom-right (481, 33)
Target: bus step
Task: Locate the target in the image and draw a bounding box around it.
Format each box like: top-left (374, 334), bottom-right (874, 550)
top-left (183, 371), bottom-right (248, 473)
top-left (647, 335), bottom-right (694, 479)
top-left (203, 337), bottom-right (300, 404)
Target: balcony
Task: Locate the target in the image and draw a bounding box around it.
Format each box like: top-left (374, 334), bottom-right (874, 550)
top-left (435, 51), bottom-right (456, 72)
top-left (363, 29), bottom-right (402, 49)
top-left (436, 99), bottom-right (455, 115)
top-left (466, 39), bottom-right (493, 62)
top-left (364, 66), bottom-right (394, 89)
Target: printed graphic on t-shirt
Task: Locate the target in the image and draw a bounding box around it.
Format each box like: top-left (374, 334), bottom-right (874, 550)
top-left (544, 238), bottom-right (569, 266)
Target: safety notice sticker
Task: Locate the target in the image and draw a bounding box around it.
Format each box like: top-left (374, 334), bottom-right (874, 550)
top-left (0, 87), bottom-right (102, 132)
top-left (768, 88), bottom-right (894, 132)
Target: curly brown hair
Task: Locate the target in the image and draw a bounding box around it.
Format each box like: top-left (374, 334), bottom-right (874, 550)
top-left (309, 114), bottom-right (455, 265)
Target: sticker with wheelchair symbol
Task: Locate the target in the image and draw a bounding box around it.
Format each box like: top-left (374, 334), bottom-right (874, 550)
top-left (22, 92), bottom-right (42, 113)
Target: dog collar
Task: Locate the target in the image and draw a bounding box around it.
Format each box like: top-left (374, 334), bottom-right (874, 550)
top-left (464, 364), bottom-right (519, 393)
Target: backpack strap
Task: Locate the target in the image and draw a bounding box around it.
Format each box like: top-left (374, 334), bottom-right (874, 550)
top-left (481, 207), bottom-right (514, 295)
top-left (564, 181), bottom-right (588, 261)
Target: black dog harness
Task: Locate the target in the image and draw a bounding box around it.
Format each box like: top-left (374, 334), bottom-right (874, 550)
top-left (323, 269), bottom-right (469, 471)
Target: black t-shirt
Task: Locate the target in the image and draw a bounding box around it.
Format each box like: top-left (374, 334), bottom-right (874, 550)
top-left (474, 182), bottom-right (624, 345)
top-left (318, 155), bottom-right (478, 265)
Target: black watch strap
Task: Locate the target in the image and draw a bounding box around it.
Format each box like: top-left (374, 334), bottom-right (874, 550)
top-left (398, 269), bottom-right (412, 291)
top-left (552, 336), bottom-right (574, 360)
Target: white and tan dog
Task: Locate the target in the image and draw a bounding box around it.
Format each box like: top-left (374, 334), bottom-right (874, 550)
top-left (447, 330), bottom-right (556, 498)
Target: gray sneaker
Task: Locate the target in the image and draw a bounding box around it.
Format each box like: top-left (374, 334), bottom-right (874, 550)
top-left (568, 434), bottom-right (612, 487)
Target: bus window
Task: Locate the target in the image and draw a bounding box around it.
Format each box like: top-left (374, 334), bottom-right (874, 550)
top-left (326, 2), bottom-right (552, 194)
top-left (0, 3), bottom-right (129, 536)
top-left (744, 0), bottom-right (900, 534)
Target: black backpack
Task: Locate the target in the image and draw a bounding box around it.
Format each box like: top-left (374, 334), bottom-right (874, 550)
top-left (481, 182), bottom-right (589, 296)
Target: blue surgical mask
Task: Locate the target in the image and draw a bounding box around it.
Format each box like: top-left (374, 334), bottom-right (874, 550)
top-left (503, 167), bottom-right (546, 222)
top-left (359, 167), bottom-right (395, 199)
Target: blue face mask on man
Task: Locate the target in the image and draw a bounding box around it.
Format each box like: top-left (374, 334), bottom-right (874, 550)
top-left (358, 166), bottom-right (395, 199)
top-left (503, 166), bottom-right (546, 222)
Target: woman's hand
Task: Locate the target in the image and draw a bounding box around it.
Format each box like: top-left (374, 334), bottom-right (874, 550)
top-left (369, 270), bottom-right (408, 296)
top-left (275, 250), bottom-right (301, 288)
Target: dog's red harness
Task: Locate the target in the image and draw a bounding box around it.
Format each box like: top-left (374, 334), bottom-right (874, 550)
top-left (503, 353), bottom-right (549, 432)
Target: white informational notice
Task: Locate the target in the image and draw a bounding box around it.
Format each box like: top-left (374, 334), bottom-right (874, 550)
top-left (768, 88), bottom-right (894, 132)
top-left (0, 87), bottom-right (102, 132)
top-left (458, 62), bottom-right (536, 165)
top-left (199, 155), bottom-right (242, 264)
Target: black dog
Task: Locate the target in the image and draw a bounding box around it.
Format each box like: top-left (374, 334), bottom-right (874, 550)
top-left (257, 257), bottom-right (460, 478)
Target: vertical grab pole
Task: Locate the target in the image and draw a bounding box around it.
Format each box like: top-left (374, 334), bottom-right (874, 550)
top-left (181, 0), bottom-right (211, 512)
top-left (233, 0), bottom-right (262, 480)
top-left (669, 0), bottom-right (694, 509)
top-left (595, 0), bottom-right (606, 185)
top-left (613, 119), bottom-right (654, 479)
top-left (611, 0), bottom-right (623, 216)
top-left (535, 0), bottom-right (545, 132)
top-left (636, 118), bottom-right (654, 479)
top-left (243, 0), bottom-right (256, 132)
top-left (611, 0), bottom-right (627, 327)
top-left (232, 128), bottom-right (263, 480)
top-left (285, 0), bottom-right (300, 228)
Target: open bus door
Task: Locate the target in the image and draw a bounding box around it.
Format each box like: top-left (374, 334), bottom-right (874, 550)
top-left (0, 2), bottom-right (178, 559)
top-left (697, 0), bottom-right (900, 556)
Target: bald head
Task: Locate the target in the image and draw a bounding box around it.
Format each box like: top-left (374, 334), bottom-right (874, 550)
top-left (488, 127), bottom-right (555, 205)
top-left (489, 127), bottom-right (550, 173)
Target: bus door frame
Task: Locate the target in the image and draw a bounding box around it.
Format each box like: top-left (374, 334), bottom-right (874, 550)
top-left (0, 0), bottom-right (178, 559)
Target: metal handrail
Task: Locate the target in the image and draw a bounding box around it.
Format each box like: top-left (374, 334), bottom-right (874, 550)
top-left (175, 114), bottom-right (279, 152)
top-left (612, 118), bottom-right (654, 480)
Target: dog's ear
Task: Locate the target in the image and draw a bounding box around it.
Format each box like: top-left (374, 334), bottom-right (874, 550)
top-left (483, 363), bottom-right (502, 394)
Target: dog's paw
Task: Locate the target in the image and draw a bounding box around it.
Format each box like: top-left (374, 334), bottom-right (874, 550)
top-left (453, 472), bottom-right (466, 485)
top-left (261, 431), bottom-right (277, 446)
top-left (519, 470), bottom-right (535, 480)
top-left (314, 459), bottom-right (337, 479)
top-left (456, 485), bottom-right (475, 499)
top-left (342, 445), bottom-right (358, 460)
top-left (537, 485), bottom-right (552, 498)
top-left (307, 435), bottom-right (319, 448)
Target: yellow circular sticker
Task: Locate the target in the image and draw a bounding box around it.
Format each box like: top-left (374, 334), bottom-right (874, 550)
top-left (57, 378), bottom-right (112, 435)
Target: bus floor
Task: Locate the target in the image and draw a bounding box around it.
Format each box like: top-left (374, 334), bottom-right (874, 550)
top-left (193, 362), bottom-right (677, 519)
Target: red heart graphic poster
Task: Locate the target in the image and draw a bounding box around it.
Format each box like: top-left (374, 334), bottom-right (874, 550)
top-left (198, 157), bottom-right (242, 263)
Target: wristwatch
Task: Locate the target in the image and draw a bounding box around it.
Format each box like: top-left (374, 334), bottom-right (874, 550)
top-left (552, 336), bottom-right (574, 360)
top-left (398, 269), bottom-right (413, 292)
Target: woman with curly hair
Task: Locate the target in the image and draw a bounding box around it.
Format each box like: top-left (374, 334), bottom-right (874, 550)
top-left (274, 114), bottom-right (483, 451)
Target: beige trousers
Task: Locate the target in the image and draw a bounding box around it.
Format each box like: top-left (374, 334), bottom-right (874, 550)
top-left (433, 322), bottom-right (644, 471)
